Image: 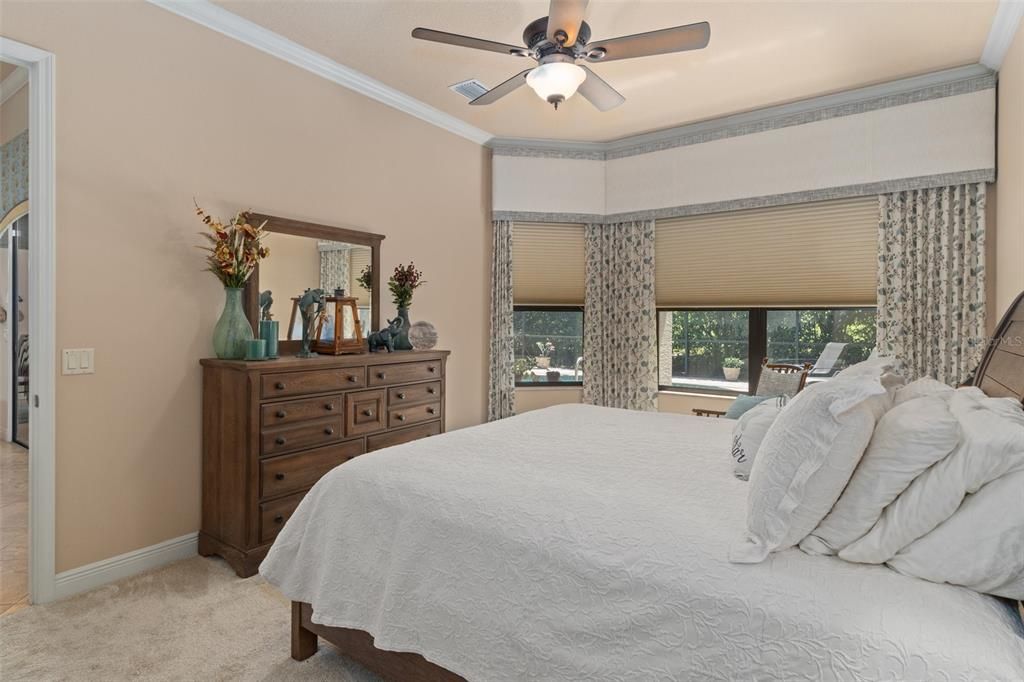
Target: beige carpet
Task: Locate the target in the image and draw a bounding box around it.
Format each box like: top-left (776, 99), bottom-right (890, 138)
top-left (0, 557), bottom-right (382, 681)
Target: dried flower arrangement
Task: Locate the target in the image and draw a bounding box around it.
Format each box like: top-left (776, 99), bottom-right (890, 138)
top-left (357, 264), bottom-right (373, 292)
top-left (195, 201), bottom-right (269, 288)
top-left (388, 262), bottom-right (425, 309)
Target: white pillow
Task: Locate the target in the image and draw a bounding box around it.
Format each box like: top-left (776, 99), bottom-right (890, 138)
top-left (799, 394), bottom-right (960, 555)
top-left (893, 377), bottom-right (954, 406)
top-left (729, 375), bottom-right (894, 564)
top-left (888, 469), bottom-right (1024, 599)
top-left (836, 355), bottom-right (900, 379)
top-left (731, 398), bottom-right (786, 481)
top-left (840, 388), bottom-right (1024, 564)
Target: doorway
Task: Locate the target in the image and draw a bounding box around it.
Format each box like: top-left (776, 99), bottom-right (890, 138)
top-left (7, 212), bottom-right (29, 448)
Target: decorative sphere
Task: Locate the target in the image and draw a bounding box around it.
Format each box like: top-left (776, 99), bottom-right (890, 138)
top-left (408, 321), bottom-right (438, 350)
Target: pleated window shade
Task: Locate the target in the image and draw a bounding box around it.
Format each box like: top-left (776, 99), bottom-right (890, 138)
top-left (348, 247), bottom-right (372, 306)
top-left (513, 222), bottom-right (586, 305)
top-left (655, 197), bottom-right (878, 307)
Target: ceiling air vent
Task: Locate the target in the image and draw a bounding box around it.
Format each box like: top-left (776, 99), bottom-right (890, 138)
top-left (449, 79), bottom-right (488, 101)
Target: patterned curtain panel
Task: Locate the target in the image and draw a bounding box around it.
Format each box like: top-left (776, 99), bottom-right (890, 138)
top-left (488, 220), bottom-right (516, 421)
top-left (1, 131), bottom-right (29, 220)
top-left (877, 183), bottom-right (987, 385)
top-left (582, 220), bottom-right (658, 411)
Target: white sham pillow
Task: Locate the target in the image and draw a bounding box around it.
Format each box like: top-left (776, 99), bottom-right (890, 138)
top-left (730, 398), bottom-right (786, 481)
top-left (840, 388), bottom-right (1024, 564)
top-left (836, 355), bottom-right (900, 380)
top-left (799, 394), bottom-right (960, 555)
top-left (893, 377), bottom-right (954, 406)
top-left (729, 375), bottom-right (894, 563)
top-left (888, 469), bottom-right (1024, 599)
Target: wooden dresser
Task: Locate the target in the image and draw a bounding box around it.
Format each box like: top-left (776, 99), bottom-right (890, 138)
top-left (199, 350), bottom-right (450, 577)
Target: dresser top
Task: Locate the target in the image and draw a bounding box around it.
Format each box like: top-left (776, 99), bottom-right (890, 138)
top-left (201, 349), bottom-right (450, 371)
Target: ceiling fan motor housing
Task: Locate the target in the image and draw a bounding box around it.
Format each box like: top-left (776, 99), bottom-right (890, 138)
top-left (523, 17), bottom-right (592, 57)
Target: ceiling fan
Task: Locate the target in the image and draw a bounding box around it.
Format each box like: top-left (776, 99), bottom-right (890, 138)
top-left (411, 0), bottom-right (710, 111)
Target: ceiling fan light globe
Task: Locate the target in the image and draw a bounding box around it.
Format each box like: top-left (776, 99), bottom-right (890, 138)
top-left (526, 62), bottom-right (586, 106)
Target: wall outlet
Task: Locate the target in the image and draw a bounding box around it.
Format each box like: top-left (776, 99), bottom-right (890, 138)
top-left (62, 348), bottom-right (95, 375)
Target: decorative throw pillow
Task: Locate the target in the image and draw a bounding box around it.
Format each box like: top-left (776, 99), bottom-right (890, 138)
top-left (724, 394), bottom-right (774, 419)
top-left (755, 368), bottom-right (803, 399)
top-left (729, 375), bottom-right (895, 564)
top-left (836, 355), bottom-right (901, 380)
top-left (893, 377), bottom-right (954, 406)
top-left (887, 469), bottom-right (1024, 599)
top-left (730, 397), bottom-right (787, 480)
top-left (799, 394), bottom-right (960, 555)
top-left (840, 388), bottom-right (1024, 565)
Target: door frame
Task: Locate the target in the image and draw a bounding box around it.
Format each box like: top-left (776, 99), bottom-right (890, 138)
top-left (0, 37), bottom-right (57, 604)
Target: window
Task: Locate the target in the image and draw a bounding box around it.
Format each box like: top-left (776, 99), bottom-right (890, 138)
top-left (513, 307), bottom-right (584, 385)
top-left (658, 307), bottom-right (876, 393)
top-left (512, 223), bottom-right (586, 387)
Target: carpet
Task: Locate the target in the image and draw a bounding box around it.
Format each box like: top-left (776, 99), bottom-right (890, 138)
top-left (0, 557), bottom-right (382, 681)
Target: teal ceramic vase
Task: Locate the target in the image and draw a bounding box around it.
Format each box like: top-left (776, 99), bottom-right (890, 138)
top-left (213, 287), bottom-right (254, 359)
top-left (393, 306), bottom-right (413, 351)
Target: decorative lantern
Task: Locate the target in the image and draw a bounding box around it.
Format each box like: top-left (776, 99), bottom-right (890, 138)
top-left (287, 295), bottom-right (364, 355)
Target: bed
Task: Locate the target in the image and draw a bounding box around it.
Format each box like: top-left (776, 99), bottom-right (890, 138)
top-left (261, 294), bottom-right (1024, 681)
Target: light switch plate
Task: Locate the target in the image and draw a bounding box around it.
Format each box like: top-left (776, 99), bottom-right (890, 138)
top-left (62, 348), bottom-right (95, 375)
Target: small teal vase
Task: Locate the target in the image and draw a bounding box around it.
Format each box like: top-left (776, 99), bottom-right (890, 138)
top-left (393, 306), bottom-right (413, 351)
top-left (212, 287), bottom-right (254, 359)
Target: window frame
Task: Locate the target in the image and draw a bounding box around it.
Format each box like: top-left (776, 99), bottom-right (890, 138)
top-left (512, 304), bottom-right (585, 388)
top-left (656, 306), bottom-right (876, 396)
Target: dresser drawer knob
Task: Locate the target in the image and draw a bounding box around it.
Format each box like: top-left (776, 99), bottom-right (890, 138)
top-left (325, 403), bottom-right (335, 411)
top-left (362, 409), bottom-right (374, 417)
top-left (275, 437), bottom-right (286, 445)
top-left (274, 515), bottom-right (285, 524)
top-left (347, 375), bottom-right (358, 383)
top-left (428, 366), bottom-right (436, 373)
top-left (377, 372), bottom-right (386, 379)
top-left (275, 382), bottom-right (285, 390)
top-left (396, 414), bottom-right (406, 421)
top-left (276, 410), bottom-right (286, 419)
top-left (427, 407), bottom-right (436, 415)
top-left (427, 387), bottom-right (436, 394)
top-left (324, 427), bottom-right (335, 436)
top-left (274, 473), bottom-right (285, 481)
top-left (396, 392), bottom-right (406, 400)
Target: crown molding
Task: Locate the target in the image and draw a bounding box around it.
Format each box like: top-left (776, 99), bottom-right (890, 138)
top-left (0, 65), bottom-right (28, 106)
top-left (146, 0), bottom-right (493, 146)
top-left (490, 64), bottom-right (995, 159)
top-left (981, 0), bottom-right (1024, 70)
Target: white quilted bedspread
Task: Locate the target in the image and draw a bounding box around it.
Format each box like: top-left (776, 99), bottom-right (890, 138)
top-left (260, 404), bottom-right (1024, 681)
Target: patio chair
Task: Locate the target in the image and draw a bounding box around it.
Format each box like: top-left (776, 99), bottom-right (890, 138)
top-left (693, 358), bottom-right (812, 418)
top-left (809, 342), bottom-right (849, 377)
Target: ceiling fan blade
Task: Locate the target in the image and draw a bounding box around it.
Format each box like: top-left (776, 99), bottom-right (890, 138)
top-left (547, 0), bottom-right (589, 47)
top-left (411, 28), bottom-right (528, 57)
top-left (585, 21), bottom-right (710, 62)
top-left (470, 69), bottom-right (533, 106)
top-left (577, 66), bottom-right (625, 112)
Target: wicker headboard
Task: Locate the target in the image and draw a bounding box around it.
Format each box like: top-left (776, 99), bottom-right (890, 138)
top-left (973, 291), bottom-right (1024, 404)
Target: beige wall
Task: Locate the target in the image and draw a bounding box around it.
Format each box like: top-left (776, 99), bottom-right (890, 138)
top-left (996, 21), bottom-right (1024, 315)
top-left (0, 71), bottom-right (28, 145)
top-left (1, 1), bottom-right (489, 573)
top-left (515, 387), bottom-right (735, 416)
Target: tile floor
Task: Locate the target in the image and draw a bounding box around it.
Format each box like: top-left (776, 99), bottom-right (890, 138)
top-left (0, 440), bottom-right (28, 616)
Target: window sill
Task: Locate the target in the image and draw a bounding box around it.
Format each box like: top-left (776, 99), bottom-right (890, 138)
top-left (658, 388), bottom-right (741, 400)
top-left (515, 383), bottom-right (583, 390)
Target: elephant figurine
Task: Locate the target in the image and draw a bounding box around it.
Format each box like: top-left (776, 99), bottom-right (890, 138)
top-left (367, 317), bottom-right (404, 353)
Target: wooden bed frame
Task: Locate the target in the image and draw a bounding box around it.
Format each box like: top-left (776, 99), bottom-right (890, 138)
top-left (290, 291), bottom-right (1024, 681)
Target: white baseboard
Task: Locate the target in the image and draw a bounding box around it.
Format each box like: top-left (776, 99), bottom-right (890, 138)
top-left (53, 532), bottom-right (198, 601)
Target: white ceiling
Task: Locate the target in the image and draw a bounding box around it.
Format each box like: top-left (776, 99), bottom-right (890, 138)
top-left (213, 1), bottom-right (999, 142)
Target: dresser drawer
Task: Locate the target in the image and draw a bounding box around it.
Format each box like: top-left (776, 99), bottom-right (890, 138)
top-left (388, 402), bottom-right (441, 429)
top-left (367, 420), bottom-right (442, 452)
top-left (260, 368), bottom-right (366, 399)
top-left (262, 394), bottom-right (342, 427)
top-left (260, 440), bottom-right (365, 499)
top-left (345, 389), bottom-right (386, 436)
top-left (368, 360), bottom-right (441, 387)
top-left (261, 417), bottom-right (345, 456)
top-left (259, 491), bottom-right (305, 544)
top-left (388, 381), bottom-right (441, 407)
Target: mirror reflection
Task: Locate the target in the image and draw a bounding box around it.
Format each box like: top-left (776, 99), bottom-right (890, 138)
top-left (257, 233), bottom-right (372, 342)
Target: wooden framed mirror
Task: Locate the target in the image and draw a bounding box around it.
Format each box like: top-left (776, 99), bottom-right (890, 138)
top-left (243, 214), bottom-right (384, 353)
